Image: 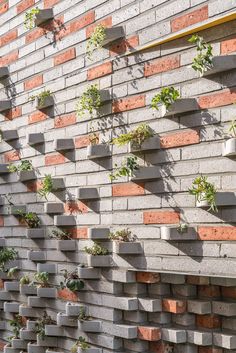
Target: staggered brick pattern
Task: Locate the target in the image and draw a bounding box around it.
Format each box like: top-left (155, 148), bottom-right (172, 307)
top-left (0, 0), bottom-right (236, 352)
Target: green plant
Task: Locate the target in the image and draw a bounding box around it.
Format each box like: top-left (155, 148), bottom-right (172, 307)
top-left (34, 312), bottom-right (54, 340)
top-left (84, 242), bottom-right (109, 256)
top-left (8, 160), bottom-right (33, 173)
top-left (177, 223), bottom-right (188, 234)
top-left (32, 272), bottom-right (50, 288)
top-left (37, 174), bottom-right (54, 200)
top-left (24, 7), bottom-right (40, 30)
top-left (17, 210), bottom-right (40, 228)
top-left (228, 119), bottom-right (236, 138)
top-left (7, 266), bottom-right (18, 279)
top-left (86, 24), bottom-right (106, 59)
top-left (109, 229), bottom-right (133, 242)
top-left (71, 337), bottom-right (90, 353)
top-left (0, 248), bottom-right (17, 272)
top-left (76, 84), bottom-right (101, 119)
top-left (49, 229), bottom-right (71, 240)
top-left (60, 269), bottom-right (84, 292)
top-left (109, 156), bottom-right (139, 181)
top-left (19, 275), bottom-right (30, 285)
top-left (78, 307), bottom-right (90, 322)
top-left (151, 87), bottom-right (180, 111)
top-left (189, 175), bottom-right (217, 212)
top-left (188, 34), bottom-right (213, 76)
top-left (29, 90), bottom-right (52, 108)
top-left (8, 315), bottom-right (25, 341)
top-left (111, 124), bottom-right (154, 148)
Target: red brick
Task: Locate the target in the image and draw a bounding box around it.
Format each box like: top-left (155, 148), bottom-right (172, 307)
top-left (0, 50), bottom-right (18, 66)
top-left (27, 180), bottom-right (41, 193)
top-left (198, 348), bottom-right (223, 353)
top-left (196, 314), bottom-right (221, 329)
top-left (0, 29), bottom-right (17, 47)
top-left (198, 88), bottom-right (236, 109)
top-left (198, 226), bottom-right (236, 240)
top-left (57, 288), bottom-right (78, 302)
top-left (221, 38), bottom-right (236, 54)
top-left (150, 342), bottom-right (173, 353)
top-left (17, 0), bottom-right (34, 14)
top-left (198, 285), bottom-right (220, 298)
top-left (0, 217), bottom-right (4, 227)
top-left (112, 183), bottom-right (145, 197)
top-left (24, 75), bottom-right (43, 91)
top-left (4, 150), bottom-right (20, 162)
top-left (222, 286), bottom-right (236, 299)
top-left (0, 1), bottom-right (8, 15)
top-left (109, 35), bottom-right (139, 56)
top-left (87, 61), bottom-right (112, 80)
top-left (70, 228), bottom-right (88, 239)
top-left (44, 0), bottom-right (59, 7)
top-left (171, 5), bottom-right (208, 32)
top-left (26, 28), bottom-right (44, 44)
top-left (28, 111), bottom-right (47, 124)
top-left (144, 55), bottom-right (180, 77)
top-left (75, 134), bottom-right (98, 149)
top-left (5, 107), bottom-right (22, 120)
top-left (138, 326), bottom-right (161, 341)
top-left (64, 201), bottom-right (88, 214)
top-left (86, 16), bottom-right (112, 38)
top-left (143, 211), bottom-right (180, 225)
top-left (26, 16), bottom-right (64, 43)
top-left (160, 130), bottom-right (199, 149)
top-left (162, 299), bottom-right (186, 313)
top-left (186, 275), bottom-right (209, 285)
top-left (0, 340), bottom-right (6, 350)
top-left (54, 48), bottom-right (76, 66)
top-left (54, 113), bottom-right (76, 128)
top-left (45, 153), bottom-right (65, 166)
top-left (69, 11), bottom-right (95, 35)
top-left (136, 272), bottom-right (160, 284)
top-left (112, 95), bottom-right (145, 113)
top-left (0, 279), bottom-right (4, 289)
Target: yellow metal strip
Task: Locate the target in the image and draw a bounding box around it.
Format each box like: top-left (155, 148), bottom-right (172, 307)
top-left (126, 11), bottom-right (236, 55)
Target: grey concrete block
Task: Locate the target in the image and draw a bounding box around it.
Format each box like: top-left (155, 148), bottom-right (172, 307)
top-left (37, 287), bottom-right (57, 298)
top-left (54, 215), bottom-right (76, 226)
top-left (87, 144), bottom-right (111, 159)
top-left (102, 269), bottom-right (136, 283)
top-left (19, 305), bottom-right (38, 317)
top-left (161, 226), bottom-right (197, 241)
top-left (0, 67), bottom-right (9, 78)
top-left (130, 166), bottom-right (160, 181)
top-left (139, 298), bottom-right (161, 312)
top-left (87, 255), bottom-right (112, 267)
top-left (27, 343), bottom-right (45, 353)
top-left (0, 164), bottom-right (10, 174)
top-left (34, 95), bottom-right (54, 109)
top-left (112, 241), bottom-right (142, 254)
top-left (88, 228), bottom-right (110, 240)
top-left (213, 301), bottom-right (236, 316)
top-left (213, 332), bottom-right (236, 349)
top-left (18, 170), bottom-right (36, 182)
top-left (57, 239), bottom-right (76, 251)
top-left (160, 98), bottom-right (199, 117)
top-left (45, 325), bottom-right (63, 337)
top-left (77, 267), bottom-right (101, 279)
top-left (27, 250), bottom-right (46, 261)
top-left (26, 228), bottom-right (46, 238)
top-left (187, 330), bottom-right (212, 346)
top-left (0, 290), bottom-right (11, 300)
top-left (66, 303), bottom-right (87, 316)
top-left (204, 55), bottom-right (236, 76)
top-left (44, 202), bottom-right (64, 214)
top-left (9, 205), bottom-right (26, 215)
top-left (77, 349), bottom-right (101, 353)
top-left (57, 313), bottom-right (78, 327)
top-left (211, 277), bottom-right (236, 286)
top-left (35, 9), bottom-right (54, 26)
top-left (51, 178), bottom-right (65, 190)
top-left (128, 136), bottom-right (160, 153)
top-left (103, 295), bottom-right (138, 310)
top-left (124, 310), bottom-right (147, 323)
top-left (102, 322), bottom-right (137, 339)
top-left (161, 273), bottom-right (185, 284)
top-left (77, 320), bottom-right (102, 332)
top-left (54, 139), bottom-right (74, 151)
top-left (1, 130), bottom-right (18, 141)
top-left (20, 284), bottom-right (37, 295)
top-left (187, 300), bottom-right (211, 314)
top-left (77, 187), bottom-right (100, 200)
top-left (0, 100), bottom-right (11, 112)
top-left (27, 133), bottom-right (44, 145)
top-left (172, 284), bottom-right (196, 297)
top-left (223, 138), bottom-right (236, 157)
top-left (3, 345), bottom-right (20, 353)
top-left (3, 301), bottom-right (20, 313)
top-left (161, 328), bottom-right (187, 343)
top-left (0, 238), bottom-right (6, 247)
top-left (103, 27), bottom-right (125, 46)
top-left (11, 339), bottom-right (27, 350)
top-left (28, 296), bottom-right (46, 308)
top-left (37, 263), bottom-right (56, 273)
top-left (4, 281), bottom-right (19, 292)
top-left (148, 312), bottom-right (171, 325)
top-left (197, 192), bottom-right (236, 208)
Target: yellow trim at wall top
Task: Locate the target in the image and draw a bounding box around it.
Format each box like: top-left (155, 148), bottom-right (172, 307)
top-left (126, 11), bottom-right (236, 55)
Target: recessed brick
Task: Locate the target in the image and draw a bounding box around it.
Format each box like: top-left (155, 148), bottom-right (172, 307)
top-left (86, 16), bottom-right (112, 38)
top-left (196, 314), bottom-right (221, 329)
top-left (112, 183), bottom-right (145, 197)
top-left (28, 112), bottom-right (47, 124)
top-left (112, 95), bottom-right (145, 113)
top-left (160, 130), bottom-right (199, 149)
top-left (143, 211), bottom-right (180, 224)
top-left (109, 35), bottom-right (139, 56)
top-left (138, 326), bottom-right (161, 341)
top-left (54, 48), bottom-right (76, 66)
top-left (0, 50), bottom-right (18, 66)
top-left (0, 29), bottom-right (17, 47)
top-left (57, 288), bottom-right (78, 302)
top-left (136, 272), bottom-right (160, 284)
top-left (17, 0), bottom-right (34, 14)
top-left (198, 226), bottom-right (236, 240)
top-left (198, 88), bottom-right (236, 109)
top-left (27, 180), bottom-right (41, 193)
top-left (75, 135), bottom-right (91, 149)
top-left (5, 107), bottom-right (22, 120)
top-left (87, 61), bottom-right (112, 80)
top-left (54, 113), bottom-right (76, 128)
top-left (0, 217), bottom-right (4, 227)
top-left (222, 287), bottom-right (236, 299)
top-left (162, 298), bottom-right (186, 313)
top-left (187, 275), bottom-right (209, 285)
top-left (150, 342), bottom-right (173, 353)
top-left (198, 285), bottom-right (220, 298)
top-left (198, 347), bottom-right (223, 353)
top-left (0, 339), bottom-right (6, 350)
top-left (4, 150), bottom-right (20, 162)
top-left (221, 38), bottom-right (236, 54)
top-left (64, 201), bottom-right (88, 214)
top-left (45, 153), bottom-right (66, 166)
top-left (24, 75), bottom-right (43, 91)
top-left (70, 228), bottom-right (88, 239)
top-left (144, 55), bottom-right (180, 77)
top-left (171, 5), bottom-right (208, 32)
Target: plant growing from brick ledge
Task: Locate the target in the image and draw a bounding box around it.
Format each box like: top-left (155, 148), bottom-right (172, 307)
top-left (111, 124), bottom-right (154, 149)
top-left (151, 87), bottom-right (180, 111)
top-left (76, 84), bottom-right (101, 120)
top-left (29, 90), bottom-right (52, 108)
top-left (177, 223), bottom-right (188, 234)
top-left (7, 266), bottom-right (18, 279)
top-left (109, 229), bottom-right (134, 242)
top-left (84, 242), bottom-right (109, 256)
top-left (189, 175), bottom-right (217, 212)
top-left (32, 272), bottom-right (50, 288)
top-left (60, 269), bottom-right (84, 292)
top-left (8, 315), bottom-right (25, 342)
top-left (71, 337), bottom-right (90, 353)
top-left (17, 210), bottom-right (40, 228)
top-left (37, 174), bottom-right (54, 200)
top-left (19, 275), bottom-right (30, 285)
top-left (24, 7), bottom-right (40, 30)
top-left (50, 229), bottom-right (72, 240)
top-left (34, 311), bottom-right (54, 340)
top-left (8, 160), bottom-right (33, 173)
top-left (109, 156), bottom-right (139, 181)
top-left (227, 119), bottom-right (236, 138)
top-left (188, 34), bottom-right (213, 76)
top-left (0, 248), bottom-right (17, 272)
top-left (86, 24), bottom-right (106, 60)
top-left (78, 307), bottom-right (91, 322)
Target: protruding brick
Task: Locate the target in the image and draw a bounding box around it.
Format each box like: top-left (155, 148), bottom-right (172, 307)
top-left (143, 211), bottom-right (180, 224)
top-left (160, 130), bottom-right (199, 149)
top-left (112, 183), bottom-right (145, 197)
top-left (144, 55), bottom-right (180, 77)
top-left (162, 299), bottom-right (186, 313)
top-left (112, 95), bottom-right (145, 113)
top-left (198, 226), bottom-right (236, 240)
top-left (138, 326), bottom-right (161, 341)
top-left (24, 75), bottom-right (43, 91)
top-left (136, 272), bottom-right (160, 284)
top-left (171, 5), bottom-right (208, 32)
top-left (54, 48), bottom-right (76, 66)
